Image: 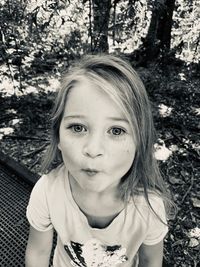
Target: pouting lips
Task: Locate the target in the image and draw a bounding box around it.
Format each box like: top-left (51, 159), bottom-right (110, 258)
top-left (82, 169), bottom-right (99, 176)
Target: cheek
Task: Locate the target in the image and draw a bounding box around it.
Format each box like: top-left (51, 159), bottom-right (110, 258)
top-left (59, 138), bottom-right (80, 162)
top-left (121, 149), bottom-right (135, 176)
top-left (110, 142), bottom-right (136, 168)
top-left (118, 139), bottom-right (136, 157)
top-left (121, 147), bottom-right (135, 165)
top-left (109, 149), bottom-right (134, 178)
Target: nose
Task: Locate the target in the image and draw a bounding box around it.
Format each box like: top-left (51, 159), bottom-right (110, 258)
top-left (82, 133), bottom-right (104, 158)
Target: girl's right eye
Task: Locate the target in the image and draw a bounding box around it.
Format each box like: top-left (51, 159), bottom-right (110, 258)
top-left (67, 124), bottom-right (87, 133)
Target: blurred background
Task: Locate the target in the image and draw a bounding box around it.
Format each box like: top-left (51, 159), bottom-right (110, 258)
top-left (0, 0), bottom-right (199, 266)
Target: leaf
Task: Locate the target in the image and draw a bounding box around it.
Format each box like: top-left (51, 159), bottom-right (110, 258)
top-left (168, 176), bottom-right (184, 185)
top-left (191, 197), bottom-right (200, 208)
top-left (188, 238), bottom-right (199, 248)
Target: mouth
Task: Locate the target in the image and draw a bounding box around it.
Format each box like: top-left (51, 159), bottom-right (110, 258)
top-left (82, 168), bottom-right (99, 176)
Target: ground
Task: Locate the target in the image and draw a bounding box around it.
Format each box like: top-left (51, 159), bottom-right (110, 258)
top-left (0, 58), bottom-right (199, 266)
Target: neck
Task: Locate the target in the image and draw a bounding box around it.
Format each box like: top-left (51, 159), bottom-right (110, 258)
top-left (68, 173), bottom-right (124, 217)
top-left (69, 173), bottom-right (120, 200)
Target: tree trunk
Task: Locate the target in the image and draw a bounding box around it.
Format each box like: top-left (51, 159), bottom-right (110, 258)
top-left (143, 0), bottom-right (160, 61)
top-left (157, 0), bottom-right (176, 50)
top-left (91, 0), bottom-right (111, 53)
top-left (142, 0), bottom-right (175, 62)
top-left (89, 0), bottom-right (93, 51)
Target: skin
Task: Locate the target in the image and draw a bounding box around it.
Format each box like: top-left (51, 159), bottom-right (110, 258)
top-left (25, 226), bottom-right (53, 267)
top-left (138, 241), bottom-right (164, 267)
top-left (58, 78), bottom-right (136, 216)
top-left (26, 77), bottom-right (164, 266)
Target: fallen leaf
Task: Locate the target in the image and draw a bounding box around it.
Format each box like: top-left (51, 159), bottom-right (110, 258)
top-left (191, 197), bottom-right (200, 208)
top-left (168, 176), bottom-right (184, 185)
top-left (188, 238), bottom-right (199, 248)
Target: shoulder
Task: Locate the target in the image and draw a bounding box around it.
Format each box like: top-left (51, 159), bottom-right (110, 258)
top-left (130, 191), bottom-right (167, 224)
top-left (133, 191), bottom-right (165, 210)
top-left (132, 192), bottom-right (168, 245)
top-left (27, 164), bottom-right (67, 231)
top-left (37, 164), bottom-right (66, 187)
top-left (148, 192), bottom-right (165, 212)
top-left (31, 164), bottom-right (66, 197)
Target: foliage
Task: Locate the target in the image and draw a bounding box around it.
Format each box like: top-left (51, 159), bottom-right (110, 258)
top-left (0, 0), bottom-right (199, 95)
top-left (109, 0), bottom-right (151, 53)
top-left (171, 0), bottom-right (200, 62)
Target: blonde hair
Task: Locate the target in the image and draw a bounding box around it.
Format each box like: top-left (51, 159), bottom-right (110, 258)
top-left (43, 54), bottom-right (171, 213)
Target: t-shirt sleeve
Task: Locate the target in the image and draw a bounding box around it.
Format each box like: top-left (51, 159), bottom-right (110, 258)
top-left (143, 197), bottom-right (168, 246)
top-left (26, 174), bottom-right (53, 232)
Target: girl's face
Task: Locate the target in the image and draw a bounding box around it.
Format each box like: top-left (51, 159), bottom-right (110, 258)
top-left (58, 78), bottom-right (136, 193)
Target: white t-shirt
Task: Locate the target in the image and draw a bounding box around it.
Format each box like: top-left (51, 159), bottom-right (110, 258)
top-left (26, 164), bottom-right (168, 267)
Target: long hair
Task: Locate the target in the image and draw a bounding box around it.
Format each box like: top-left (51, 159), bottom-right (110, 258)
top-left (43, 54), bottom-right (172, 215)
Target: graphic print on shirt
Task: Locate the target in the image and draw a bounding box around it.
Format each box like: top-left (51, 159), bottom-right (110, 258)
top-left (64, 238), bottom-right (128, 267)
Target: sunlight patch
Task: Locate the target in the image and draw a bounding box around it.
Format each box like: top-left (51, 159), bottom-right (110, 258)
top-left (0, 127), bottom-right (14, 140)
top-left (188, 227), bottom-right (200, 248)
top-left (0, 76), bottom-right (23, 96)
top-left (192, 107), bottom-right (200, 115)
top-left (188, 228), bottom-right (200, 239)
top-left (154, 140), bottom-right (172, 161)
top-left (33, 76), bottom-right (60, 92)
top-left (169, 144), bottom-right (179, 152)
top-left (46, 77), bottom-right (60, 92)
top-left (178, 72), bottom-right (186, 81)
top-left (0, 77), bottom-right (15, 96)
top-left (11, 119), bottom-right (21, 126)
top-left (7, 109), bottom-right (16, 114)
top-left (192, 143), bottom-right (200, 151)
top-left (158, 104), bottom-right (173, 117)
top-left (25, 86), bottom-right (39, 94)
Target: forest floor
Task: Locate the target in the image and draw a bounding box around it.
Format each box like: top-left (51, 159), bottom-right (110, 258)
top-left (0, 57), bottom-right (199, 266)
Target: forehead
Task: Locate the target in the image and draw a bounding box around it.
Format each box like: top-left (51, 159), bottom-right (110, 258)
top-left (63, 78), bottom-right (126, 119)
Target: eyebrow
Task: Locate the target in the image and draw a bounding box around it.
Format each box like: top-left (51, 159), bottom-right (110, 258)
top-left (64, 115), bottom-right (129, 123)
top-left (63, 115), bottom-right (86, 120)
top-left (106, 117), bottom-right (129, 123)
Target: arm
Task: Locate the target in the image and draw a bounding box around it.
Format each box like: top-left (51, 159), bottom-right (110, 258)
top-left (138, 240), bottom-right (164, 267)
top-left (25, 225), bottom-right (54, 267)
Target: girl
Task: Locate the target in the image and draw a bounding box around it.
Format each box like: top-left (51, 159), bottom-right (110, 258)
top-left (26, 55), bottom-right (170, 267)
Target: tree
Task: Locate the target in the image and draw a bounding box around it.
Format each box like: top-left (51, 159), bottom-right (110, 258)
top-left (143, 0), bottom-right (175, 61)
top-left (91, 0), bottom-right (112, 53)
top-left (157, 0), bottom-right (176, 50)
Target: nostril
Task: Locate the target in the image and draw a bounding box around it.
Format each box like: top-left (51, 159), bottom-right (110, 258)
top-left (83, 143), bottom-right (104, 158)
top-left (84, 150), bottom-right (103, 158)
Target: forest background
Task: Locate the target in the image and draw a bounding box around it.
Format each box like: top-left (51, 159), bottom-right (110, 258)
top-left (0, 0), bottom-right (199, 266)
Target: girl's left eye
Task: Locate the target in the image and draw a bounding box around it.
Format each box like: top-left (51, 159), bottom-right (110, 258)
top-left (109, 127), bottom-right (126, 136)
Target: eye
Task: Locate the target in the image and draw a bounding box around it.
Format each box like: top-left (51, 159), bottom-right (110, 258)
top-left (68, 124), bottom-right (87, 133)
top-left (109, 127), bottom-right (126, 136)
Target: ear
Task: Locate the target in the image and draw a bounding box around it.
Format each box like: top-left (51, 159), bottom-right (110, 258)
top-left (58, 142), bottom-right (61, 151)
